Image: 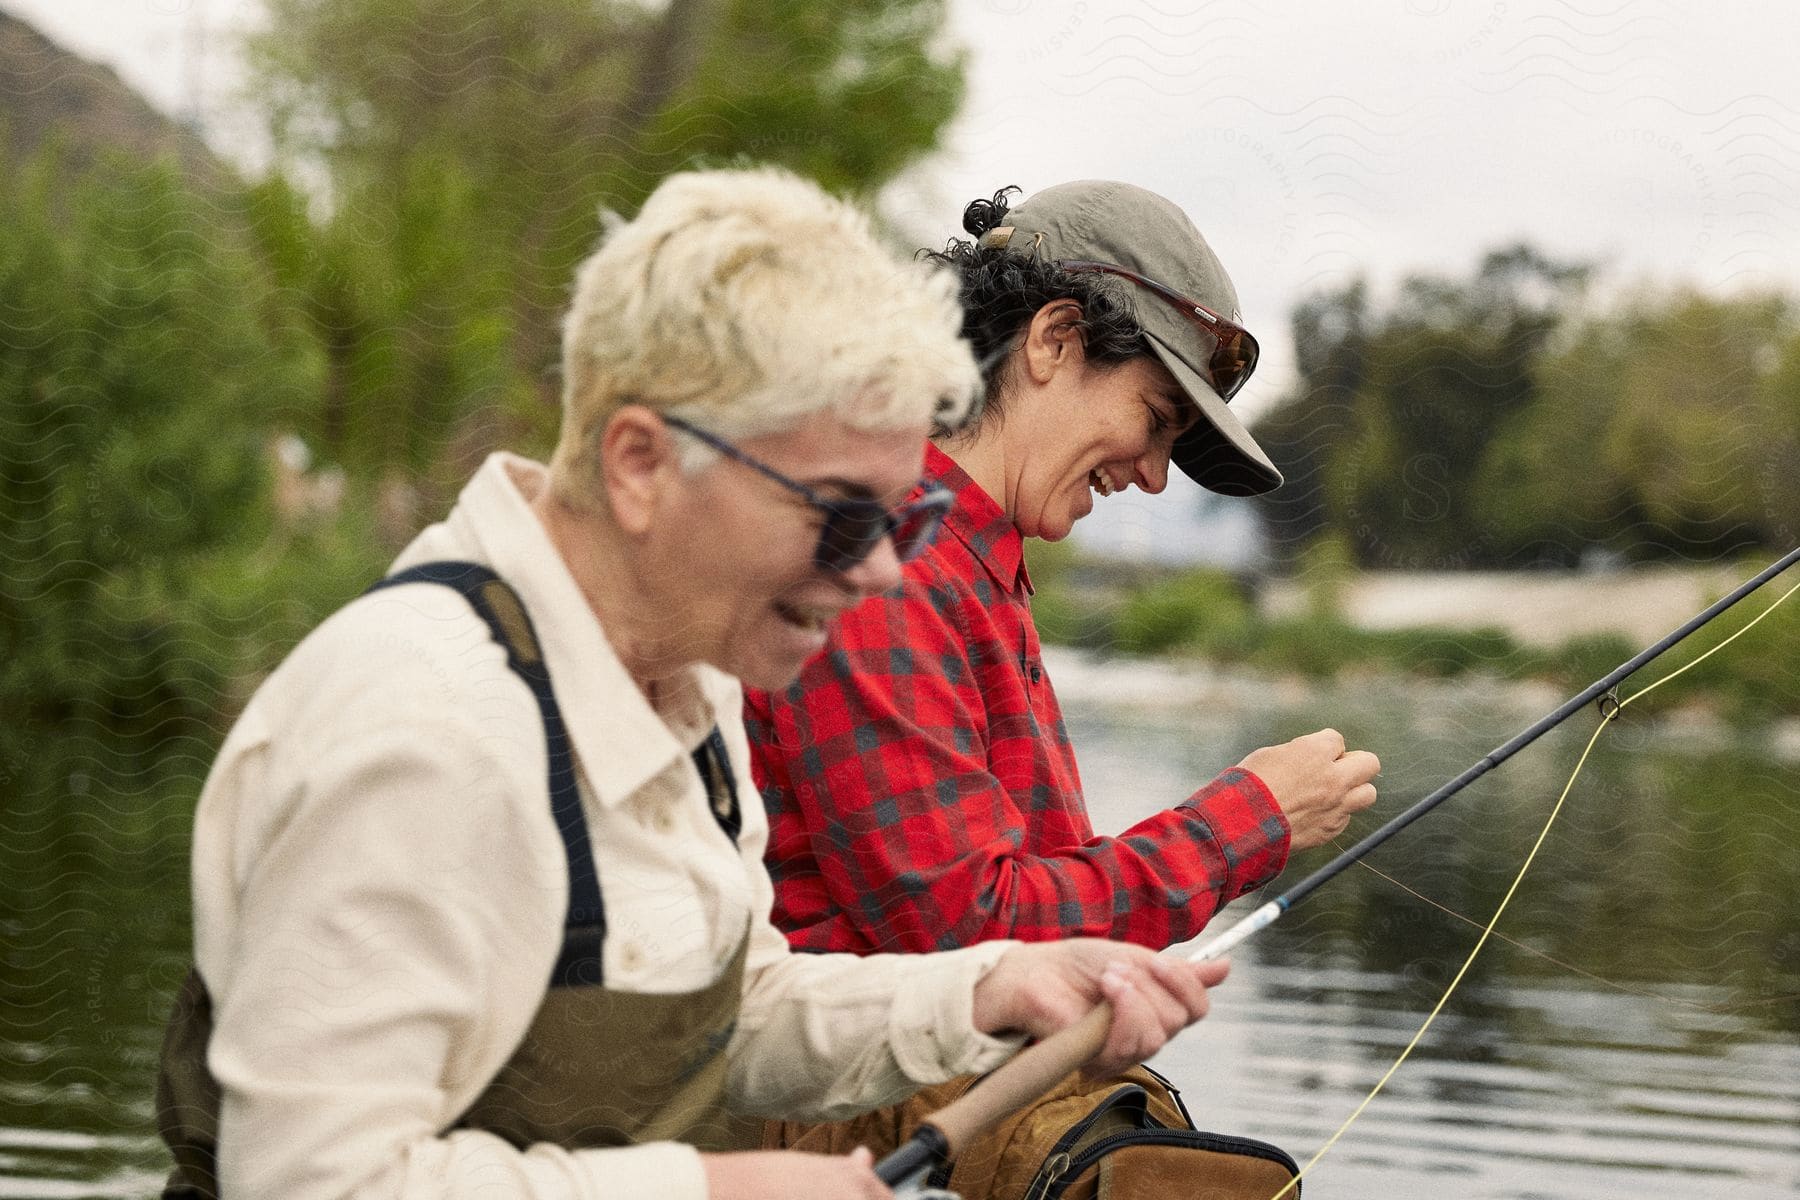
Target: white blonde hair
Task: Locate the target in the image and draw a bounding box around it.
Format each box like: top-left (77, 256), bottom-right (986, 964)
top-left (549, 167), bottom-right (981, 507)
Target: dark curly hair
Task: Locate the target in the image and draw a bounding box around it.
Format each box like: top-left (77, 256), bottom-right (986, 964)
top-left (922, 187), bottom-right (1147, 438)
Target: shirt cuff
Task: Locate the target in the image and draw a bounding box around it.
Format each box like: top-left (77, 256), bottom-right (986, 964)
top-left (1184, 766), bottom-right (1291, 895)
top-left (886, 940), bottom-right (1025, 1084)
top-left (574, 1140), bottom-right (708, 1200)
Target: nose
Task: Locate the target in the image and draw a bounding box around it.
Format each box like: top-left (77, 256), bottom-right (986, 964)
top-left (837, 533), bottom-right (904, 596)
top-left (1134, 447), bottom-right (1173, 495)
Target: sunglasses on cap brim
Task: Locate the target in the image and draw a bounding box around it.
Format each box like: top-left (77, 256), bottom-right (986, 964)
top-left (1058, 260), bottom-right (1260, 401)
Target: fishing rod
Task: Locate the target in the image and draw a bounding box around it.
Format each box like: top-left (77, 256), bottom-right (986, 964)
top-left (876, 544), bottom-right (1800, 1194)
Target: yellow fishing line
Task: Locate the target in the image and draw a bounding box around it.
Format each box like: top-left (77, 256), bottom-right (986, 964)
top-left (1265, 574), bottom-right (1800, 1200)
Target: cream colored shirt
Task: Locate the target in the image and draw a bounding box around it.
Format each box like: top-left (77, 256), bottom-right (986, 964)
top-left (190, 452), bottom-right (1018, 1200)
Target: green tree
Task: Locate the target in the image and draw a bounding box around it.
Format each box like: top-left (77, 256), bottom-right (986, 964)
top-left (245, 0), bottom-right (965, 507)
top-left (1468, 316), bottom-right (1628, 562)
top-left (1264, 245), bottom-right (1800, 568)
top-left (1604, 294), bottom-right (1787, 553)
top-left (1252, 279), bottom-right (1369, 562)
top-left (1329, 246), bottom-right (1588, 567)
top-left (1475, 293), bottom-right (1793, 560)
top-left (1258, 246), bottom-right (1589, 569)
top-left (0, 154), bottom-right (385, 772)
top-left (0, 159), bottom-right (266, 750)
top-left (1755, 327), bottom-right (1800, 548)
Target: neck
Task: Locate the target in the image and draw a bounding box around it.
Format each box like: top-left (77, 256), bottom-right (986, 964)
top-left (933, 426), bottom-right (1015, 520)
top-left (529, 487), bottom-right (690, 696)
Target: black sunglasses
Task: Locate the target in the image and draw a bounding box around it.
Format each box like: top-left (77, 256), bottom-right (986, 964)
top-left (1058, 259), bottom-right (1260, 401)
top-left (662, 415), bottom-right (952, 573)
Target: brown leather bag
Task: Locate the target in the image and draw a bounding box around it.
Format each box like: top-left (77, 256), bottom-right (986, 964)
top-left (767, 1065), bottom-right (1299, 1199)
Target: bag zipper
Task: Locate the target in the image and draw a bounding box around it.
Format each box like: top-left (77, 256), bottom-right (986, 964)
top-left (1020, 1085), bottom-right (1149, 1200)
top-left (1040, 1128), bottom-right (1302, 1200)
top-left (933, 1083), bottom-right (1149, 1194)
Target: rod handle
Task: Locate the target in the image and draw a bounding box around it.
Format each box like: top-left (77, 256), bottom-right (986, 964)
top-left (926, 1002), bottom-right (1113, 1154)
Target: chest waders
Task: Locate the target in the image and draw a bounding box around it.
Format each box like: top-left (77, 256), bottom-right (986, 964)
top-left (155, 562), bottom-right (756, 1198)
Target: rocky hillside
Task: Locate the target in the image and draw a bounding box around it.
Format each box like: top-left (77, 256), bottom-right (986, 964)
top-left (0, 9), bottom-right (227, 182)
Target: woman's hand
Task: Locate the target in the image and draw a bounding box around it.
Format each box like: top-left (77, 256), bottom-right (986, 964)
top-left (970, 941), bottom-right (1231, 1077)
top-left (700, 1147), bottom-right (891, 1199)
top-left (1239, 727), bottom-right (1380, 850)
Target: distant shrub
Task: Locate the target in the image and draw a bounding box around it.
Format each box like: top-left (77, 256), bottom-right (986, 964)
top-left (1240, 615), bottom-right (1372, 677)
top-left (1295, 530), bottom-right (1357, 617)
top-left (1026, 541), bottom-right (1123, 651)
top-left (1029, 582), bottom-right (1092, 649)
top-left (1115, 569), bottom-right (1254, 656)
top-left (1546, 632), bottom-right (1638, 691)
top-left (1631, 579), bottom-right (1800, 720)
top-left (1388, 626), bottom-right (1528, 678)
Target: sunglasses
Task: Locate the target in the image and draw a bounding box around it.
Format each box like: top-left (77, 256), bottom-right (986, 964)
top-left (662, 415), bottom-right (952, 573)
top-left (1058, 259), bottom-right (1260, 401)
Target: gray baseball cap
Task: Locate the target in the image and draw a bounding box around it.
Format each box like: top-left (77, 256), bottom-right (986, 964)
top-left (976, 180), bottom-right (1282, 496)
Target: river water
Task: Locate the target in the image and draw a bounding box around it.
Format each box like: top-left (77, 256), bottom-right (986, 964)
top-left (2, 651), bottom-right (1797, 1197)
top-left (1056, 649), bottom-right (1800, 1199)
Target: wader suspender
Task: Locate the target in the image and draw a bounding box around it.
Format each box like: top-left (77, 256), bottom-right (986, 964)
top-left (156, 561), bottom-right (751, 1198)
top-left (369, 561), bottom-right (742, 986)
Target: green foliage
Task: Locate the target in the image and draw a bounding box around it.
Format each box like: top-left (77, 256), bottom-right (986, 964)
top-left (1475, 293), bottom-right (1793, 561)
top-left (1322, 246), bottom-right (1588, 568)
top-left (1249, 280), bottom-right (1368, 559)
top-left (1023, 537), bottom-right (1088, 646)
top-left (1259, 247), bottom-right (1798, 566)
top-left (1114, 569), bottom-right (1253, 656)
top-left (1293, 531), bottom-right (1356, 617)
top-left (657, 0), bottom-right (963, 197)
top-left (1234, 614), bottom-right (1370, 677)
top-left (1644, 572), bottom-right (1800, 721)
top-left (1223, 618), bottom-right (1532, 682)
top-left (6, 7), bottom-right (970, 769)
top-left (1550, 631), bottom-right (1639, 691)
top-left (243, 0), bottom-right (966, 485)
top-left (1756, 336), bottom-right (1800, 544)
top-left (1383, 626), bottom-right (1525, 678)
top-left (0, 154), bottom-right (384, 765)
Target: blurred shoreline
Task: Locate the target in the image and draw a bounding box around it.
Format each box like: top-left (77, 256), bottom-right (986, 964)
top-left (1042, 640), bottom-right (1800, 764)
top-left (1258, 563), bottom-right (1756, 650)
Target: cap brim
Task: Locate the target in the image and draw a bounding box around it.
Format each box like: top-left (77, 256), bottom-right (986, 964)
top-left (1144, 333), bottom-right (1283, 497)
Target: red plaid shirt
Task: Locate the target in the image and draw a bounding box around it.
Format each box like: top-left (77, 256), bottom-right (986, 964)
top-left (744, 444), bottom-right (1291, 954)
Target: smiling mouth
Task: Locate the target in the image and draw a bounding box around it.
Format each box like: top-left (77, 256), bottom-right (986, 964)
top-left (1090, 470), bottom-right (1119, 498)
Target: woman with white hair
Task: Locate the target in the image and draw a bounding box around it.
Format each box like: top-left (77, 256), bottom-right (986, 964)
top-left (153, 167), bottom-right (1230, 1200)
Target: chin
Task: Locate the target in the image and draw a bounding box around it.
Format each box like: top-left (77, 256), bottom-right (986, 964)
top-left (725, 650), bottom-right (812, 692)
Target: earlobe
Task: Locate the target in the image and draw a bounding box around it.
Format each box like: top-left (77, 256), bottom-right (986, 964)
top-left (600, 405), bottom-right (675, 535)
top-left (1022, 299), bottom-right (1086, 384)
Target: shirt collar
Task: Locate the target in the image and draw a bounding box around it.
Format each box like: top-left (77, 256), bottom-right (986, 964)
top-left (924, 442), bottom-right (1030, 595)
top-left (394, 452), bottom-right (729, 808)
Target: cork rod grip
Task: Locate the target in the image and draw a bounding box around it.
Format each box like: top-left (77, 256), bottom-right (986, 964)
top-left (924, 1002), bottom-right (1114, 1154)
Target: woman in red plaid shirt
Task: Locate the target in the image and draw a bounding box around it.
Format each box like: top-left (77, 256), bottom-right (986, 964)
top-left (745, 181), bottom-right (1382, 959)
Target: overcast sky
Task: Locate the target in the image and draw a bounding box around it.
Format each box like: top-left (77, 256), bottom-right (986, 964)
top-left (7, 0), bottom-right (1798, 559)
